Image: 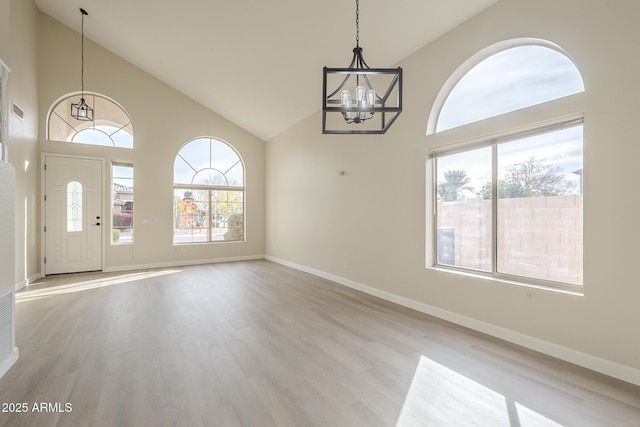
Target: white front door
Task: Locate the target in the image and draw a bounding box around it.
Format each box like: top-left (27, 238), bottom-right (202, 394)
top-left (44, 155), bottom-right (103, 275)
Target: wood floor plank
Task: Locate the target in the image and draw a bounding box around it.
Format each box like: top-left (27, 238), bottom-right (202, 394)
top-left (0, 260), bottom-right (638, 426)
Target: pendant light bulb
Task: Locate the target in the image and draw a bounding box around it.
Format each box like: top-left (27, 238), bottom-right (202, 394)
top-left (341, 90), bottom-right (351, 119)
top-left (367, 90), bottom-right (376, 107)
top-left (356, 86), bottom-right (366, 119)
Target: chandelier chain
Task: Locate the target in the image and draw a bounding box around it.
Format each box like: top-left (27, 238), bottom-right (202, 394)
top-left (355, 0), bottom-right (359, 48)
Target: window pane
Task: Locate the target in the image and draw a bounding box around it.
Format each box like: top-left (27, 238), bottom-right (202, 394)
top-left (497, 125), bottom-right (583, 285)
top-left (212, 190), bottom-right (244, 242)
top-left (112, 164), bottom-right (134, 244)
top-left (67, 181), bottom-right (83, 232)
top-left (175, 138), bottom-right (244, 187)
top-left (73, 128), bottom-right (114, 146)
top-left (436, 147), bottom-right (492, 271)
top-left (173, 188), bottom-right (244, 244)
top-left (174, 189), bottom-right (208, 244)
top-left (437, 45), bottom-right (584, 132)
top-left (177, 138), bottom-right (211, 176)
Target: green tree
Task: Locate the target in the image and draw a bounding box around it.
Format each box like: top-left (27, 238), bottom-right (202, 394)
top-left (479, 157), bottom-right (576, 199)
top-left (438, 170), bottom-right (474, 201)
top-left (223, 213), bottom-right (244, 241)
top-left (479, 180), bottom-right (535, 199)
top-left (504, 157), bottom-right (575, 196)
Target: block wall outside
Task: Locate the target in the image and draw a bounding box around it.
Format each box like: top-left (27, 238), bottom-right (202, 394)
top-left (437, 195), bottom-right (583, 285)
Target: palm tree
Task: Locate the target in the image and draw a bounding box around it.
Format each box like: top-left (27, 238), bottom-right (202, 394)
top-left (438, 170), bottom-right (473, 201)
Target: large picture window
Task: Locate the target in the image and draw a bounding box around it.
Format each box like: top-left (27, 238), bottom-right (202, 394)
top-left (173, 137), bottom-right (244, 244)
top-left (429, 40), bottom-right (585, 292)
top-left (434, 123), bottom-right (583, 288)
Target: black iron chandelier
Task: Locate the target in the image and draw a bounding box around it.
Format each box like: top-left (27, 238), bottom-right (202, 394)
top-left (322, 0), bottom-right (402, 134)
top-left (71, 8), bottom-right (93, 121)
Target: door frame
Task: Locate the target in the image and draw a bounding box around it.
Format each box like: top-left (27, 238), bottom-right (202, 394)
top-left (40, 153), bottom-right (106, 275)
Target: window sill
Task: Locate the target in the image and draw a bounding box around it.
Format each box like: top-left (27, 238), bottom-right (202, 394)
top-left (427, 265), bottom-right (584, 297)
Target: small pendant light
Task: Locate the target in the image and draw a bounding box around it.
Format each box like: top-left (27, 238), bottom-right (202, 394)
top-left (71, 8), bottom-right (93, 121)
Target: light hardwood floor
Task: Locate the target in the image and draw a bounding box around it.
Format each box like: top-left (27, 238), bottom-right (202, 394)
top-left (1, 260), bottom-right (638, 426)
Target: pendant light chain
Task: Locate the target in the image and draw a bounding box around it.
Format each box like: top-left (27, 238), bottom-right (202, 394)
top-left (81, 10), bottom-right (85, 96)
top-left (71, 8), bottom-right (93, 121)
top-left (355, 0), bottom-right (360, 48)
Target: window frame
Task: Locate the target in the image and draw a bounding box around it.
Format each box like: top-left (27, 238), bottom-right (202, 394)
top-left (427, 39), bottom-right (585, 294)
top-left (111, 162), bottom-right (134, 245)
top-left (173, 137), bottom-right (245, 245)
top-left (431, 117), bottom-right (584, 294)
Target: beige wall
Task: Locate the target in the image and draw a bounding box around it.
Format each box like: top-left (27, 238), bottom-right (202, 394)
top-left (37, 13), bottom-right (266, 270)
top-left (266, 0), bottom-right (640, 380)
top-left (1, 0), bottom-right (40, 287)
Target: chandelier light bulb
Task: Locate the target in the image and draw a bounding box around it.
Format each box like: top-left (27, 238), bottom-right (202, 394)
top-left (367, 90), bottom-right (376, 107)
top-left (341, 90), bottom-right (351, 119)
top-left (355, 86), bottom-right (366, 120)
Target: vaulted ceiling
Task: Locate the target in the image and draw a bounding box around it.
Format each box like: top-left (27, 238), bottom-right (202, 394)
top-left (34, 0), bottom-right (499, 141)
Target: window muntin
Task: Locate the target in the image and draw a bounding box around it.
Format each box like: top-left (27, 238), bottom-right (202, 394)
top-left (173, 137), bottom-right (245, 244)
top-left (174, 138), bottom-right (243, 186)
top-left (112, 164), bottom-right (134, 244)
top-left (173, 189), bottom-right (244, 243)
top-left (434, 123), bottom-right (583, 288)
top-left (436, 45), bottom-right (584, 132)
top-left (48, 94), bottom-right (134, 149)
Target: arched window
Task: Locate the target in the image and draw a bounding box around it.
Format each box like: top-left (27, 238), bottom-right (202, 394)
top-left (429, 40), bottom-right (585, 292)
top-left (430, 41), bottom-right (584, 133)
top-left (173, 137), bottom-right (244, 244)
top-left (47, 93), bottom-right (134, 149)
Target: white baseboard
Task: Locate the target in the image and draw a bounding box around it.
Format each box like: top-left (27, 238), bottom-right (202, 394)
top-left (265, 255), bottom-right (640, 387)
top-left (15, 273), bottom-right (43, 291)
top-left (27, 273), bottom-right (42, 285)
top-left (103, 254), bottom-right (265, 273)
top-left (0, 347), bottom-right (19, 380)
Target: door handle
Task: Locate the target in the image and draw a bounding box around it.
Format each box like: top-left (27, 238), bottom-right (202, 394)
top-left (94, 222), bottom-right (101, 226)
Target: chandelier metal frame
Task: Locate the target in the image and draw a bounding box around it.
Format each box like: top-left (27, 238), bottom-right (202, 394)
top-left (322, 0), bottom-right (402, 134)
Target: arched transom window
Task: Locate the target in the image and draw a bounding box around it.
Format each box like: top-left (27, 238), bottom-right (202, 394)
top-left (173, 137), bottom-right (244, 244)
top-left (431, 42), bottom-right (584, 133)
top-left (48, 93), bottom-right (134, 149)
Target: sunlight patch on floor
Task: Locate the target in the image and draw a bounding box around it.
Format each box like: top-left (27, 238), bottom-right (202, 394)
top-left (396, 356), bottom-right (562, 426)
top-left (16, 269), bottom-right (182, 303)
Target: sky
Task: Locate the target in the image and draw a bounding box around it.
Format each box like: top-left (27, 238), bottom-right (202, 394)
top-left (435, 43), bottom-right (584, 196)
top-left (437, 45), bottom-right (584, 132)
top-left (437, 124), bottom-right (583, 196)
